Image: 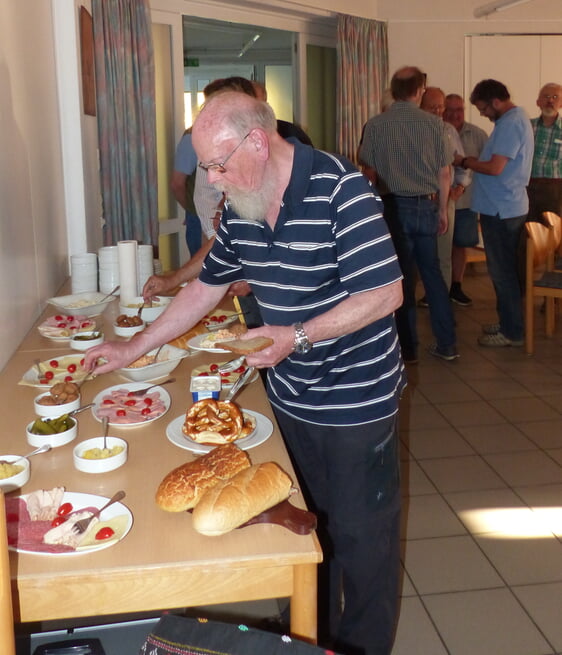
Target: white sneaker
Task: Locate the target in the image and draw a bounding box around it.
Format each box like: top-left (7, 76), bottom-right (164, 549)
top-left (477, 332), bottom-right (524, 347)
top-left (481, 323), bottom-right (500, 335)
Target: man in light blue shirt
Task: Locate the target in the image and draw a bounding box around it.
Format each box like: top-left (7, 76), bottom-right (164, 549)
top-left (455, 79), bottom-right (533, 347)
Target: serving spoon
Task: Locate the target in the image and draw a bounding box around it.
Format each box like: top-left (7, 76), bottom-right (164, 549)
top-left (0, 444), bottom-right (51, 466)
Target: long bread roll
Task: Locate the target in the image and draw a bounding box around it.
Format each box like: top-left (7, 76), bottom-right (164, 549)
top-left (155, 443), bottom-right (251, 512)
top-left (192, 462), bottom-right (293, 536)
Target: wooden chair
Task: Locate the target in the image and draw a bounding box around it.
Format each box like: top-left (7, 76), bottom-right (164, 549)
top-left (0, 491), bottom-right (16, 655)
top-left (542, 211), bottom-right (562, 268)
top-left (525, 220), bottom-right (562, 354)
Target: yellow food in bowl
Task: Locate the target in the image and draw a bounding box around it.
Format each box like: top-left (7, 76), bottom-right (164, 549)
top-left (81, 446), bottom-right (125, 460)
top-left (0, 462), bottom-right (24, 480)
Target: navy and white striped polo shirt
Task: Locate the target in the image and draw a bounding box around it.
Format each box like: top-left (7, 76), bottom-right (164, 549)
top-left (199, 141), bottom-right (405, 427)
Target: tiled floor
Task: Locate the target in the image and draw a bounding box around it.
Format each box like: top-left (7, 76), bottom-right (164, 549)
top-left (393, 262), bottom-right (562, 655)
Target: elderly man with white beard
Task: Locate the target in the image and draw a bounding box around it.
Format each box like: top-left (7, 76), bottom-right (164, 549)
top-left (85, 91), bottom-right (406, 655)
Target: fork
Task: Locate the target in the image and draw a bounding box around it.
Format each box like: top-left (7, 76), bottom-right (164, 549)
top-left (71, 490), bottom-right (126, 535)
top-left (217, 355), bottom-right (246, 374)
top-left (127, 377), bottom-right (176, 397)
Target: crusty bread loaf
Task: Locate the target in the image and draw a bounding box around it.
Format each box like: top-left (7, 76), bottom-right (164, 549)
top-left (167, 324), bottom-right (206, 350)
top-left (192, 462), bottom-right (293, 536)
top-left (222, 336), bottom-right (273, 355)
top-left (155, 443), bottom-right (251, 512)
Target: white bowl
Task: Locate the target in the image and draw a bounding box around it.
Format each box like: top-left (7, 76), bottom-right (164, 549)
top-left (73, 436), bottom-right (128, 473)
top-left (34, 390), bottom-right (81, 418)
top-left (47, 291), bottom-right (116, 317)
top-left (70, 330), bottom-right (104, 351)
top-left (116, 344), bottom-right (189, 382)
top-left (26, 416), bottom-right (77, 448)
top-left (0, 455), bottom-right (31, 492)
top-left (119, 296), bottom-right (171, 323)
top-left (114, 321), bottom-right (146, 338)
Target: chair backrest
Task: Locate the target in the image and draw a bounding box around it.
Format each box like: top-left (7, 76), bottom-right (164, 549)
top-left (0, 491), bottom-right (16, 655)
top-left (542, 211), bottom-right (562, 251)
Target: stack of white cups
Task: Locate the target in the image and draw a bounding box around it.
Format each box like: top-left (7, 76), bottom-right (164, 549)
top-left (98, 246), bottom-right (120, 295)
top-left (71, 253), bottom-right (98, 294)
top-left (137, 244), bottom-right (154, 295)
top-left (118, 240), bottom-right (139, 305)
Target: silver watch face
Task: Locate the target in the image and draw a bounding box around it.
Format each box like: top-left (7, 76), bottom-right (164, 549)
top-left (294, 323), bottom-right (312, 353)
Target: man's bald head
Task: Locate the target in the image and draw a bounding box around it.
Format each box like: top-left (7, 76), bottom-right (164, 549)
top-left (421, 86), bottom-right (446, 117)
top-left (391, 66), bottom-right (426, 102)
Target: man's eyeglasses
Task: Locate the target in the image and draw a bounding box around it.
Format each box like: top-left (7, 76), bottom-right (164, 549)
top-left (198, 132), bottom-right (251, 174)
top-left (541, 94), bottom-right (559, 101)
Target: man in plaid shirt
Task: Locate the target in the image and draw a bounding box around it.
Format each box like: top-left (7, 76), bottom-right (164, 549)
top-left (528, 83), bottom-right (562, 222)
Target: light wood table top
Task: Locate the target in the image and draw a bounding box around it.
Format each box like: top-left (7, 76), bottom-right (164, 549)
top-left (2, 296), bottom-right (322, 651)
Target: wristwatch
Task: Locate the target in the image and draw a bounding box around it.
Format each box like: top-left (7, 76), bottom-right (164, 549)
top-left (293, 322), bottom-right (312, 354)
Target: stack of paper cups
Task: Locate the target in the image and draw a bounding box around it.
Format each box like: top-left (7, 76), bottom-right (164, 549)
top-left (98, 246), bottom-right (120, 295)
top-left (117, 240), bottom-right (138, 305)
top-left (137, 244), bottom-right (154, 295)
top-left (71, 253), bottom-right (98, 294)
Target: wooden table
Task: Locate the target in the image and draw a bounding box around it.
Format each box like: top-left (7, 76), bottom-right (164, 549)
top-left (1, 297), bottom-right (322, 653)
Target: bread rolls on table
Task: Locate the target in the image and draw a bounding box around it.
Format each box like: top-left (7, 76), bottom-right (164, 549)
top-left (155, 443), bottom-right (251, 512)
top-left (192, 462), bottom-right (293, 536)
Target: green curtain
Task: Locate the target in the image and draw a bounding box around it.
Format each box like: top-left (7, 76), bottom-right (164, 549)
top-left (336, 14), bottom-right (388, 164)
top-left (92, 0), bottom-right (158, 246)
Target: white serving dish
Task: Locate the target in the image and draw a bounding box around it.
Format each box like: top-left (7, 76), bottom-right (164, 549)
top-left (116, 344), bottom-right (189, 382)
top-left (47, 291), bottom-right (115, 318)
top-left (69, 330), bottom-right (104, 351)
top-left (0, 455), bottom-right (31, 492)
top-left (34, 391), bottom-right (81, 418)
top-left (118, 296), bottom-right (171, 323)
top-left (26, 417), bottom-right (77, 448)
top-left (114, 321), bottom-right (146, 338)
top-left (73, 436), bottom-right (128, 473)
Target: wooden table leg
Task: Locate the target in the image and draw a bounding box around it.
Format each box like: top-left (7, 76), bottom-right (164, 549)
top-left (290, 562), bottom-right (317, 644)
top-left (1, 492), bottom-right (16, 655)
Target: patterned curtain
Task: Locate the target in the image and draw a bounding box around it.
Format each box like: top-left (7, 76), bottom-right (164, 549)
top-left (336, 14), bottom-right (388, 164)
top-left (92, 0), bottom-right (158, 246)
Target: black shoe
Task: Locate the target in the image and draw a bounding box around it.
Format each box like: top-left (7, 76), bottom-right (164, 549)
top-left (417, 296), bottom-right (429, 308)
top-left (449, 286), bottom-right (472, 306)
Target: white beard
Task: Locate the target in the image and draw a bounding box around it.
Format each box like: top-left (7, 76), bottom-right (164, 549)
top-left (216, 171), bottom-right (278, 224)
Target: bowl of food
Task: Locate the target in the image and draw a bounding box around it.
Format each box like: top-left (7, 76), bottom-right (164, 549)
top-left (26, 415), bottom-right (77, 448)
top-left (69, 330), bottom-right (104, 351)
top-left (73, 436), bottom-right (128, 473)
top-left (34, 382), bottom-right (81, 418)
top-left (47, 291), bottom-right (116, 318)
top-left (116, 344), bottom-right (189, 382)
top-left (114, 313), bottom-right (146, 338)
top-left (118, 296), bottom-right (171, 323)
top-left (0, 456), bottom-right (31, 492)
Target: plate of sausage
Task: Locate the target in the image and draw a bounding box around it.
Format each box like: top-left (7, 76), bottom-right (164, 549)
top-left (91, 382), bottom-right (171, 427)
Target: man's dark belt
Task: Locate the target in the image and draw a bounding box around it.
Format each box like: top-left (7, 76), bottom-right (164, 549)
top-left (392, 193), bottom-right (438, 201)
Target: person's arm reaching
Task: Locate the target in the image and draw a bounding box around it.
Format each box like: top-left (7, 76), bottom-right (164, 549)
top-left (453, 153), bottom-right (508, 176)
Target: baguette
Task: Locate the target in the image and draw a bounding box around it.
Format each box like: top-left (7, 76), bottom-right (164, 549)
top-left (155, 443), bottom-right (251, 512)
top-left (222, 336), bottom-right (273, 355)
top-left (192, 462), bottom-right (293, 536)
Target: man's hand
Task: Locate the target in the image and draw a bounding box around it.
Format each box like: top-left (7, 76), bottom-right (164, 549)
top-left (83, 339), bottom-right (146, 375)
top-left (437, 207), bottom-right (449, 235)
top-left (240, 325), bottom-right (296, 369)
top-left (143, 273), bottom-right (179, 301)
top-left (449, 185), bottom-right (464, 202)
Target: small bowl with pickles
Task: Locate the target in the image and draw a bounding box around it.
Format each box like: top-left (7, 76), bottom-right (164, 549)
top-left (26, 414), bottom-right (77, 448)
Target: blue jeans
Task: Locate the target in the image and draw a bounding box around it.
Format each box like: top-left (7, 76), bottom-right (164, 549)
top-left (185, 211), bottom-right (202, 256)
top-left (273, 409), bottom-right (401, 655)
top-left (383, 195), bottom-right (456, 356)
top-left (480, 213), bottom-right (526, 341)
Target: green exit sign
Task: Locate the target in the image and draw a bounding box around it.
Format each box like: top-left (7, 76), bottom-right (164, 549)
top-left (185, 57), bottom-right (199, 67)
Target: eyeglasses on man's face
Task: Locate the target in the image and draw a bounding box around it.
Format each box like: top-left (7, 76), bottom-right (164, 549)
top-left (198, 132), bottom-right (251, 174)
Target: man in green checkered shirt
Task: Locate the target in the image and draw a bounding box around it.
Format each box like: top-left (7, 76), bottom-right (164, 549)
top-left (527, 83), bottom-right (562, 222)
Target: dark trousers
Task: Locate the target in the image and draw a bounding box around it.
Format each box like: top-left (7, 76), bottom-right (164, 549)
top-left (185, 211), bottom-right (202, 256)
top-left (382, 195), bottom-right (456, 357)
top-left (273, 409), bottom-right (402, 655)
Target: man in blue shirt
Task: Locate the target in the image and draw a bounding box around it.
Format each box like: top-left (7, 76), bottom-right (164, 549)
top-left (455, 79), bottom-right (533, 347)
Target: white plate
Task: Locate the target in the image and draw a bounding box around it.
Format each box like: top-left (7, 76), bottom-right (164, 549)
top-left (190, 361), bottom-right (258, 390)
top-left (165, 409), bottom-right (273, 454)
top-left (19, 355), bottom-right (88, 388)
top-left (201, 310), bottom-right (240, 331)
top-left (7, 491), bottom-right (133, 556)
top-left (91, 382), bottom-right (171, 427)
top-left (38, 316), bottom-right (97, 341)
top-left (187, 333), bottom-right (232, 354)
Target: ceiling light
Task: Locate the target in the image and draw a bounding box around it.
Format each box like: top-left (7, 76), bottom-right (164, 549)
top-left (238, 34), bottom-right (261, 58)
top-left (473, 0), bottom-right (532, 18)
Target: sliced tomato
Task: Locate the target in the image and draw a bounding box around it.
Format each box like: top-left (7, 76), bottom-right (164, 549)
top-left (95, 526), bottom-right (115, 540)
top-left (124, 399), bottom-right (137, 406)
top-left (116, 409), bottom-right (126, 417)
top-left (102, 399), bottom-right (115, 405)
top-left (143, 397), bottom-right (153, 406)
top-left (67, 363), bottom-right (77, 373)
top-left (51, 516), bottom-right (67, 527)
top-left (57, 502), bottom-right (73, 516)
top-left (49, 360), bottom-right (59, 368)
top-left (56, 323), bottom-right (67, 329)
top-left (44, 371), bottom-right (54, 380)
top-left (64, 375), bottom-right (73, 382)
top-left (141, 407), bottom-right (151, 415)
top-left (210, 364), bottom-right (219, 372)
top-left (54, 315), bottom-right (64, 321)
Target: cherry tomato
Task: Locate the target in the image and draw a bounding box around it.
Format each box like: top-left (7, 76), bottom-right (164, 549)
top-left (125, 399), bottom-right (137, 406)
top-left (57, 502), bottom-right (73, 516)
top-left (210, 364), bottom-right (219, 372)
top-left (141, 407), bottom-right (151, 415)
top-left (218, 315), bottom-right (227, 322)
top-left (67, 315), bottom-right (75, 321)
top-left (143, 397), bottom-right (153, 406)
top-left (220, 371), bottom-right (231, 378)
top-left (54, 315), bottom-right (64, 321)
top-left (67, 363), bottom-right (77, 373)
top-left (234, 366), bottom-right (246, 374)
top-left (80, 358), bottom-right (85, 367)
top-left (44, 371), bottom-right (55, 380)
top-left (95, 526), bottom-right (115, 540)
top-left (49, 360), bottom-right (59, 368)
top-left (64, 375), bottom-right (73, 382)
top-left (116, 409), bottom-right (126, 417)
top-left (197, 371), bottom-right (209, 377)
top-left (103, 399), bottom-right (115, 405)
top-left (40, 378), bottom-right (49, 384)
top-left (56, 323), bottom-right (68, 329)
top-left (81, 322), bottom-right (90, 328)
top-left (51, 516), bottom-right (67, 527)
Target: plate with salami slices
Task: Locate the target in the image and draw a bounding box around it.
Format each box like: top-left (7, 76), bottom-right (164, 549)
top-left (166, 410), bottom-right (273, 454)
top-left (38, 314), bottom-right (97, 341)
top-left (191, 361), bottom-right (258, 389)
top-left (91, 382), bottom-right (171, 427)
top-left (19, 355), bottom-right (89, 388)
top-left (4, 491), bottom-right (132, 556)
